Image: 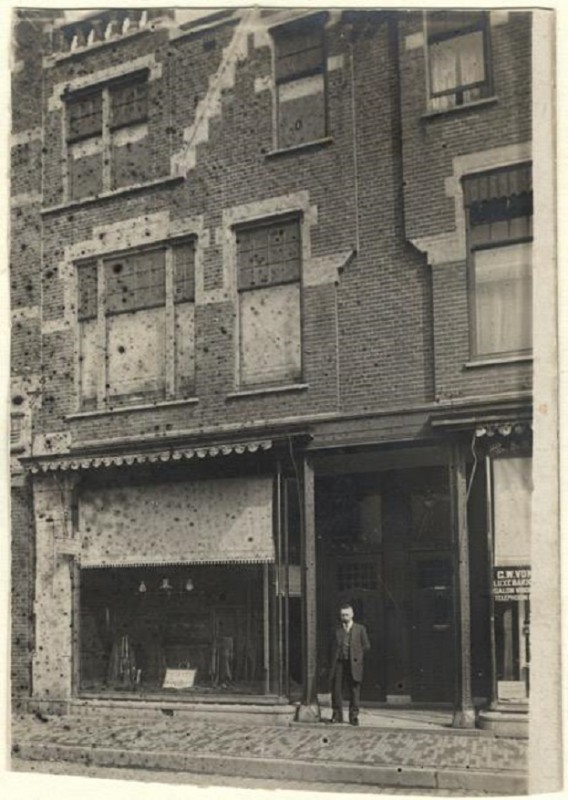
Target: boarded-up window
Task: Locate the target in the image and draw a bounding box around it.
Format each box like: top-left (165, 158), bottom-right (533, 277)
top-left (427, 11), bottom-right (491, 111)
top-left (272, 15), bottom-right (326, 149)
top-left (107, 306), bottom-right (166, 399)
top-left (76, 240), bottom-right (195, 408)
top-left (463, 163), bottom-right (533, 357)
top-left (237, 218), bottom-right (302, 387)
top-left (68, 137), bottom-right (104, 200)
top-left (66, 72), bottom-right (149, 198)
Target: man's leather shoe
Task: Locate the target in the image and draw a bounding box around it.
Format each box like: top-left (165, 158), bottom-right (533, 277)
top-left (330, 716), bottom-right (344, 724)
top-left (349, 718), bottom-right (360, 726)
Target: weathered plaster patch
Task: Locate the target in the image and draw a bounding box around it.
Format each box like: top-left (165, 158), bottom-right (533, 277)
top-left (112, 122), bottom-right (148, 147)
top-left (405, 31), bottom-right (424, 51)
top-left (304, 250), bottom-right (355, 287)
top-left (11, 128), bottom-right (42, 146)
top-left (12, 306), bottom-right (40, 322)
top-left (11, 191), bottom-right (42, 207)
top-left (490, 11), bottom-right (510, 26)
top-left (327, 54), bottom-right (344, 71)
top-left (33, 430), bottom-right (73, 456)
top-left (254, 75), bottom-right (272, 94)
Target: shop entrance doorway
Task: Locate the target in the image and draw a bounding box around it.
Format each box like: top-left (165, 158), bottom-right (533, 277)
top-left (315, 461), bottom-right (457, 706)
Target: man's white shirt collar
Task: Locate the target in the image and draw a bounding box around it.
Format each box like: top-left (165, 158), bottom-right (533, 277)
top-left (342, 620), bottom-right (354, 631)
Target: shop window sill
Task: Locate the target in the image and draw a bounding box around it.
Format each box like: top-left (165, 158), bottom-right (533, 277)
top-left (264, 138), bottom-right (334, 159)
top-left (66, 396), bottom-right (199, 420)
top-left (422, 96), bottom-right (498, 120)
top-left (76, 691), bottom-right (290, 706)
top-left (464, 354), bottom-right (533, 369)
top-left (226, 383), bottom-right (308, 399)
top-left (41, 175), bottom-right (184, 216)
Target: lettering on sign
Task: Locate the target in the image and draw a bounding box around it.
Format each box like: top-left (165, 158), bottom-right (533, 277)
top-left (492, 565), bottom-right (531, 602)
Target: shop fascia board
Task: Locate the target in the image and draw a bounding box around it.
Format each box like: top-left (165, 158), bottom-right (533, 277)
top-left (430, 399), bottom-right (533, 432)
top-left (21, 429), bottom-right (313, 474)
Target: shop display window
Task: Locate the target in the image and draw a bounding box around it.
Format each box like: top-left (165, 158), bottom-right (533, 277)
top-left (79, 564), bottom-right (279, 696)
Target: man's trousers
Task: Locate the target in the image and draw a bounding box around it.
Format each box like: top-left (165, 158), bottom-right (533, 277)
top-left (331, 659), bottom-right (361, 722)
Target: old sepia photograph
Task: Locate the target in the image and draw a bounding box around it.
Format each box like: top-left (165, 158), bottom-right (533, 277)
top-left (6, 3), bottom-right (560, 797)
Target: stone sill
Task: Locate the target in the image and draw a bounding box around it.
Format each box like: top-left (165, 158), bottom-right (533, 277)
top-left (264, 138), bottom-right (334, 159)
top-left (75, 693), bottom-right (290, 708)
top-left (226, 383), bottom-right (309, 399)
top-left (464, 354), bottom-right (533, 369)
top-left (421, 96), bottom-right (499, 120)
top-left (41, 175), bottom-right (184, 216)
top-left (66, 396), bottom-right (199, 420)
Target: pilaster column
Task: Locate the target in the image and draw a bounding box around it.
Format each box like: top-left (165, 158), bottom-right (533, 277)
top-left (32, 471), bottom-right (80, 705)
top-left (295, 456), bottom-right (320, 722)
top-left (449, 441), bottom-right (476, 728)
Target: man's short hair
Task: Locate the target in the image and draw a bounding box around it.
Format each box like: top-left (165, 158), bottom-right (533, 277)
top-left (340, 603), bottom-right (353, 611)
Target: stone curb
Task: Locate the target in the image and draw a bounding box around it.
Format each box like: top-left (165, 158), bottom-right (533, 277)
top-left (13, 742), bottom-right (528, 794)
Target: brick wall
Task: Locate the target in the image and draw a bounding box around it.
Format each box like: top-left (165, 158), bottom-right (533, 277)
top-left (29, 11), bottom-right (441, 453)
top-left (11, 482), bottom-right (35, 706)
top-left (11, 9), bottom-right (59, 702)
top-left (398, 11), bottom-right (533, 402)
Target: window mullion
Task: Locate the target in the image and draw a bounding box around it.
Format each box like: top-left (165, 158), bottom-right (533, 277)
top-left (96, 258), bottom-right (107, 407)
top-left (102, 88), bottom-right (112, 191)
top-left (165, 247), bottom-right (176, 398)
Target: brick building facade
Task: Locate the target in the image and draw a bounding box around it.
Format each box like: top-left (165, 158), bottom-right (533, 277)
top-left (11, 8), bottom-right (533, 736)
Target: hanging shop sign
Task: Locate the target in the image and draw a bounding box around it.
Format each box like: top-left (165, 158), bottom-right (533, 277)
top-left (492, 566), bottom-right (531, 601)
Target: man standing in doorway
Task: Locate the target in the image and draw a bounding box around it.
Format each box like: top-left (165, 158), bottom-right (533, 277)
top-left (329, 603), bottom-right (370, 726)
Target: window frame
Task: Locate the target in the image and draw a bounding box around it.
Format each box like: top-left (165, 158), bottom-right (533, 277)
top-left (463, 162), bottom-right (533, 360)
top-left (234, 213), bottom-right (305, 390)
top-left (64, 69), bottom-right (149, 200)
top-left (270, 12), bottom-right (329, 150)
top-left (75, 237), bottom-right (197, 411)
top-left (425, 10), bottom-right (493, 109)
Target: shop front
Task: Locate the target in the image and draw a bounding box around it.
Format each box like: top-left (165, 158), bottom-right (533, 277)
top-left (29, 442), bottom-right (305, 715)
top-left (75, 467), bottom-right (304, 702)
top-left (312, 444), bottom-right (491, 709)
top-left (27, 422), bottom-right (530, 732)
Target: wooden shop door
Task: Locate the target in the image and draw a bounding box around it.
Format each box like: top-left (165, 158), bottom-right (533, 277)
top-left (409, 551), bottom-right (455, 702)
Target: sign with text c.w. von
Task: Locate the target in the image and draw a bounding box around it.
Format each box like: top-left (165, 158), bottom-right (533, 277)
top-left (492, 566), bottom-right (531, 601)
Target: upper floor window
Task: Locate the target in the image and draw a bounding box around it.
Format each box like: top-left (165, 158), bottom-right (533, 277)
top-left (236, 216), bottom-right (302, 388)
top-left (65, 71), bottom-right (149, 201)
top-left (426, 11), bottom-right (492, 112)
top-left (77, 240), bottom-right (195, 410)
top-left (271, 14), bottom-right (327, 150)
top-left (463, 163), bottom-right (533, 359)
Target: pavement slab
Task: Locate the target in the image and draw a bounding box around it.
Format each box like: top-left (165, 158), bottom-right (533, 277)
top-left (11, 713), bottom-right (528, 794)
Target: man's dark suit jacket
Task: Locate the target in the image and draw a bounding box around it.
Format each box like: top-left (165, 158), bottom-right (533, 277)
top-left (329, 622), bottom-right (371, 684)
